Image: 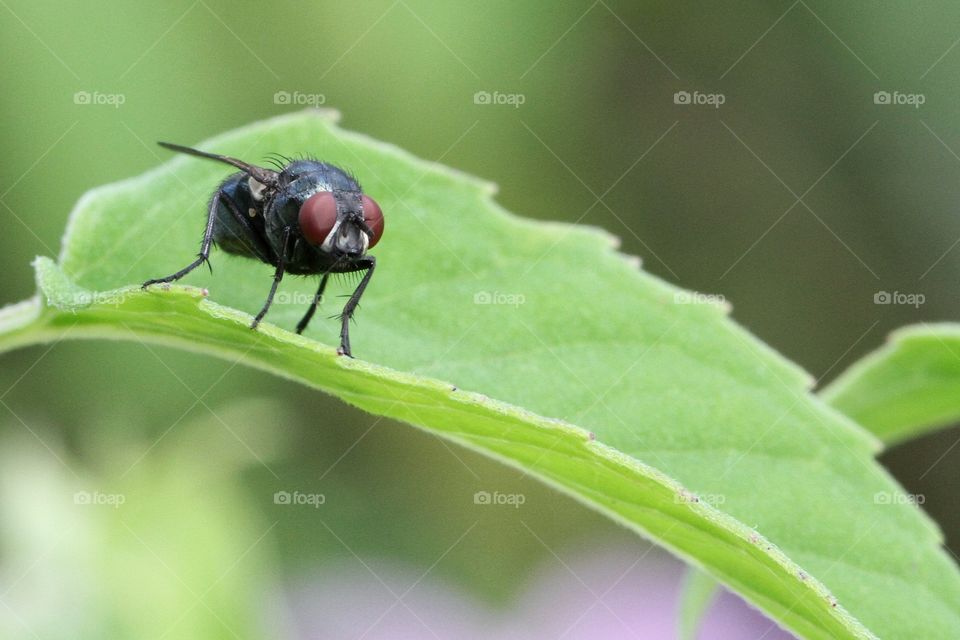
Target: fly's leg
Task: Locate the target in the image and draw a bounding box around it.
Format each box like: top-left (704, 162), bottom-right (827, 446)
top-left (142, 190), bottom-right (223, 287)
top-left (337, 256), bottom-right (376, 358)
top-left (250, 226), bottom-right (292, 329)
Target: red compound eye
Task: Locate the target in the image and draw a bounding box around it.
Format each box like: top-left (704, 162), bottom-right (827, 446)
top-left (298, 191), bottom-right (337, 245)
top-left (362, 195), bottom-right (384, 248)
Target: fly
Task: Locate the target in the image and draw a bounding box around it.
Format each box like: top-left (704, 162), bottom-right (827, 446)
top-left (142, 142), bottom-right (384, 357)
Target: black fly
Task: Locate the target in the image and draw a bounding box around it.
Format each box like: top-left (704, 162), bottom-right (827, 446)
top-left (143, 142), bottom-right (384, 357)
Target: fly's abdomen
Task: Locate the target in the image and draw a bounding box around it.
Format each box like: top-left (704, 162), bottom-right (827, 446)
top-left (211, 174), bottom-right (267, 260)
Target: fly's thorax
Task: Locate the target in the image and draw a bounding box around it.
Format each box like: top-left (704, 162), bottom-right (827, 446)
top-left (263, 188), bottom-right (300, 257)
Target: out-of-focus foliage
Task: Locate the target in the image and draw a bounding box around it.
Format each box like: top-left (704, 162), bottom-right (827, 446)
top-left (823, 324), bottom-right (960, 445)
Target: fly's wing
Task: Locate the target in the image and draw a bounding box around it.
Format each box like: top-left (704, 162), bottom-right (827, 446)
top-left (158, 142), bottom-right (279, 186)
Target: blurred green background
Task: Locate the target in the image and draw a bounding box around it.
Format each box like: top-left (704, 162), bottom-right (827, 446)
top-left (1, 1), bottom-right (959, 637)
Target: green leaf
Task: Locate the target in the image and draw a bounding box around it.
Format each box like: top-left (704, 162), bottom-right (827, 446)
top-left (822, 324), bottom-right (960, 445)
top-left (2, 110), bottom-right (958, 639)
top-left (678, 567), bottom-right (720, 640)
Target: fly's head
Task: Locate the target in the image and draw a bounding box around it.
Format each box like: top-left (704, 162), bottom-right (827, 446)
top-left (298, 188), bottom-right (384, 258)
